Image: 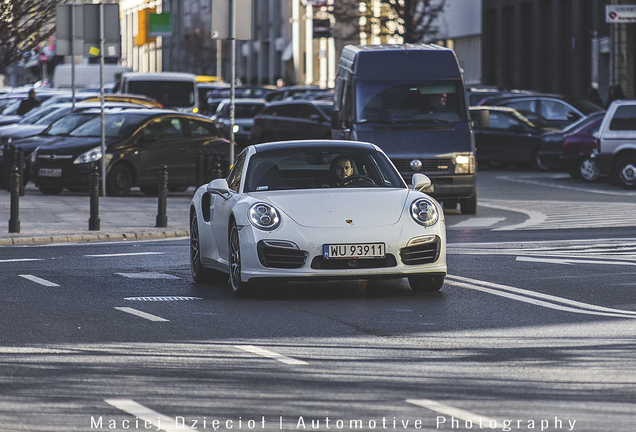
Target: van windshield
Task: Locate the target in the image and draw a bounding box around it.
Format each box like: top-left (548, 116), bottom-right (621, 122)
top-left (356, 81), bottom-right (467, 124)
top-left (128, 80), bottom-right (195, 108)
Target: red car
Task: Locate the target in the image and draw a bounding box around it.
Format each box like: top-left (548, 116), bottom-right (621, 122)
top-left (536, 112), bottom-right (605, 181)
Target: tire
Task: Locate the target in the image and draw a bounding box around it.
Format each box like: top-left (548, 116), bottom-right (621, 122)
top-left (460, 191), bottom-right (477, 215)
top-left (534, 151), bottom-right (550, 171)
top-left (39, 186), bottom-right (63, 195)
top-left (408, 274), bottom-right (445, 292)
top-left (614, 156), bottom-right (636, 189)
top-left (229, 221), bottom-right (254, 297)
top-left (106, 164), bottom-right (133, 197)
top-left (578, 157), bottom-right (600, 182)
top-left (190, 212), bottom-right (226, 283)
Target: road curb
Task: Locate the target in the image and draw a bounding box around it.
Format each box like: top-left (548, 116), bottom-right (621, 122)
top-left (0, 229), bottom-right (190, 246)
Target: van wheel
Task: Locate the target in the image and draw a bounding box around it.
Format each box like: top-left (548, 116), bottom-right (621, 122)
top-left (614, 156), bottom-right (636, 189)
top-left (107, 164), bottom-right (133, 196)
top-left (460, 191), bottom-right (477, 215)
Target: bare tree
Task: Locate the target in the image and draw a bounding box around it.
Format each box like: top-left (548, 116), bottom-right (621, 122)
top-left (0, 0), bottom-right (57, 72)
top-left (382, 0), bottom-right (446, 44)
top-left (331, 0), bottom-right (361, 65)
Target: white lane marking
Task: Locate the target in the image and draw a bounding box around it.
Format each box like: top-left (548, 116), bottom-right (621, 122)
top-left (478, 202), bottom-right (547, 231)
top-left (86, 252), bottom-right (166, 257)
top-left (498, 174), bottom-right (636, 197)
top-left (450, 217), bottom-right (506, 228)
top-left (446, 275), bottom-right (636, 319)
top-left (235, 345), bottom-right (308, 365)
top-left (124, 296), bottom-right (202, 301)
top-left (18, 274), bottom-right (60, 287)
top-left (105, 399), bottom-right (196, 432)
top-left (116, 272), bottom-right (181, 280)
top-left (407, 399), bottom-right (503, 429)
top-left (517, 256), bottom-right (636, 266)
top-left (0, 258), bottom-right (43, 263)
top-left (114, 307), bottom-right (169, 322)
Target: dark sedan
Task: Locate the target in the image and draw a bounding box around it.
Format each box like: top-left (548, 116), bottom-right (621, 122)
top-left (250, 100), bottom-right (333, 143)
top-left (536, 112), bottom-right (605, 181)
top-left (471, 106), bottom-right (557, 168)
top-left (477, 94), bottom-right (604, 129)
top-left (30, 109), bottom-right (229, 196)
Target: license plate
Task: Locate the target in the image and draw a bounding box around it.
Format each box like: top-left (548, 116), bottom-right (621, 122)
top-left (323, 243), bottom-right (386, 259)
top-left (39, 168), bottom-right (62, 177)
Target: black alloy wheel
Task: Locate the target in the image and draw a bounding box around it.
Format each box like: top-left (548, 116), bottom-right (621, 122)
top-left (229, 221), bottom-right (253, 297)
top-left (106, 163), bottom-right (133, 197)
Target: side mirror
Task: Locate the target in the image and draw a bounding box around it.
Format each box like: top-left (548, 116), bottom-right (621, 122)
top-left (206, 178), bottom-right (230, 197)
top-left (470, 109), bottom-right (489, 128)
top-left (412, 173), bottom-right (432, 191)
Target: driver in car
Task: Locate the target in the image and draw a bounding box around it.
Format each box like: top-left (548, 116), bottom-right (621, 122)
top-left (330, 155), bottom-right (353, 185)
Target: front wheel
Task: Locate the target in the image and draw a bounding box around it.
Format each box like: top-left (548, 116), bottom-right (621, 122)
top-left (106, 164), bottom-right (133, 197)
top-left (460, 191), bottom-right (477, 215)
top-left (190, 212), bottom-right (226, 283)
top-left (408, 275), bottom-right (445, 292)
top-left (614, 156), bottom-right (636, 189)
top-left (229, 221), bottom-right (254, 297)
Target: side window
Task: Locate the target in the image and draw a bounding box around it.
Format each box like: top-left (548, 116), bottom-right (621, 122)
top-left (298, 105), bottom-right (319, 120)
top-left (485, 112), bottom-right (511, 130)
top-left (227, 152), bottom-right (247, 192)
top-left (504, 100), bottom-right (537, 114)
top-left (189, 119), bottom-right (219, 137)
top-left (610, 106), bottom-right (636, 131)
top-left (144, 117), bottom-right (183, 140)
top-left (541, 101), bottom-right (576, 121)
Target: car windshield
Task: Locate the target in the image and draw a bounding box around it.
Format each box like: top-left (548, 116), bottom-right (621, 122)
top-left (33, 107), bottom-right (72, 126)
top-left (128, 81), bottom-right (195, 108)
top-left (356, 80), bottom-right (467, 124)
top-left (43, 113), bottom-right (97, 136)
top-left (560, 112), bottom-right (605, 133)
top-left (17, 106), bottom-right (55, 124)
top-left (69, 113), bottom-right (148, 138)
top-left (243, 146), bottom-right (405, 192)
top-left (234, 103), bottom-right (265, 118)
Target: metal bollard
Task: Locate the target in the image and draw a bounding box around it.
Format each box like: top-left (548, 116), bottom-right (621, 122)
top-left (156, 164), bottom-right (168, 228)
top-left (88, 166), bottom-right (100, 231)
top-left (195, 150), bottom-right (203, 186)
top-left (4, 144), bottom-right (15, 191)
top-left (14, 146), bottom-right (24, 196)
top-left (8, 167), bottom-right (20, 233)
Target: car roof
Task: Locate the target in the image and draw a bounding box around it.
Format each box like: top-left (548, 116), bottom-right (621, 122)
top-left (252, 140), bottom-right (377, 153)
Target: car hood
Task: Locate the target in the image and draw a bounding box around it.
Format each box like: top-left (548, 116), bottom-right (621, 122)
top-left (0, 125), bottom-right (47, 139)
top-left (262, 188), bottom-right (410, 228)
top-left (34, 136), bottom-right (118, 154)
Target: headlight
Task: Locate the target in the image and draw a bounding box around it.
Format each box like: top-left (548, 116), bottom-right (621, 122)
top-left (233, 124), bottom-right (240, 133)
top-left (410, 198), bottom-right (439, 227)
top-left (455, 154), bottom-right (475, 174)
top-left (73, 146), bottom-right (102, 164)
top-left (249, 203), bottom-right (281, 230)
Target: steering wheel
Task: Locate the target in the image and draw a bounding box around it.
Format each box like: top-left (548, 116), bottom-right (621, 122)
top-left (338, 174), bottom-right (377, 187)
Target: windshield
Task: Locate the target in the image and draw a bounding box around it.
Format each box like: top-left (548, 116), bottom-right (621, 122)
top-left (233, 103), bottom-right (265, 119)
top-left (18, 106), bottom-right (55, 125)
top-left (69, 113), bottom-right (148, 138)
top-left (33, 107), bottom-right (73, 126)
top-left (355, 81), bottom-right (467, 124)
top-left (44, 113), bottom-right (96, 136)
top-left (244, 146), bottom-right (405, 192)
top-left (128, 80), bottom-right (195, 108)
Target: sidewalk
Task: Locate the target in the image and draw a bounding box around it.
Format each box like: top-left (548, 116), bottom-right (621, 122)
top-left (0, 185), bottom-right (192, 246)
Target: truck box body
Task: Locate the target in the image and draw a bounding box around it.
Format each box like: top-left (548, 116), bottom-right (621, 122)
top-left (52, 64), bottom-right (132, 90)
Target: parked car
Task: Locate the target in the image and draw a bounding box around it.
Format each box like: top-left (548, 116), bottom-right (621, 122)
top-left (466, 86), bottom-right (537, 106)
top-left (211, 98), bottom-right (265, 150)
top-left (478, 94), bottom-right (604, 129)
top-left (189, 140), bottom-right (446, 296)
top-left (591, 99), bottom-right (636, 188)
top-left (30, 109), bottom-right (229, 196)
top-left (536, 112), bottom-right (605, 181)
top-left (1, 102), bottom-right (148, 185)
top-left (38, 93), bottom-right (164, 109)
top-left (250, 100), bottom-right (333, 143)
top-left (471, 106), bottom-right (557, 168)
top-left (264, 86), bottom-right (330, 102)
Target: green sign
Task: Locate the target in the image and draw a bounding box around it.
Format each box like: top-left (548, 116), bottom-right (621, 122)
top-left (148, 13), bottom-right (172, 37)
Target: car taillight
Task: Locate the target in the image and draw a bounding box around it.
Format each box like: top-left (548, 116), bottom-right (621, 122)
top-left (595, 137), bottom-right (600, 151)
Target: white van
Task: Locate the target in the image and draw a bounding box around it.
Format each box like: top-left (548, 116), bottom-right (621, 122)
top-left (119, 72), bottom-right (198, 113)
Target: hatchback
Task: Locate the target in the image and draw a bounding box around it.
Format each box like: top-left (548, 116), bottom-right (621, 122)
top-left (250, 100), bottom-right (333, 143)
top-left (30, 109), bottom-right (229, 196)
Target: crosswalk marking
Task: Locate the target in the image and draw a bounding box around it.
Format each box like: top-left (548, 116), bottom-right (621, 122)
top-left (19, 275), bottom-right (60, 287)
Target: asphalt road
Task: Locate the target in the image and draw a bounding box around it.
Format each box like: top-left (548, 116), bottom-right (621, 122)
top-left (0, 169), bottom-right (635, 432)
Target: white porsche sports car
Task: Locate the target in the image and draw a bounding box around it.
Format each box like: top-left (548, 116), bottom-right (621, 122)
top-left (190, 140), bottom-right (447, 296)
